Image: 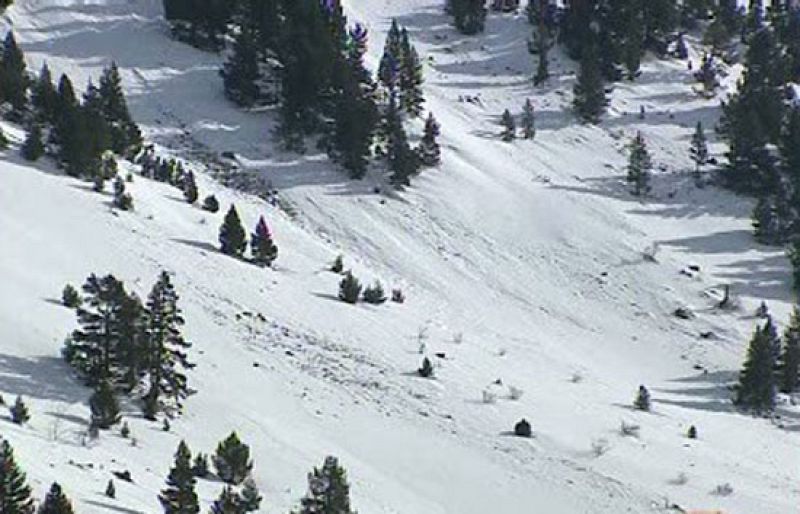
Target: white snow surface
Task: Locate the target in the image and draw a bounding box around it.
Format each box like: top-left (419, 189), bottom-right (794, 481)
top-left (0, 1), bottom-right (798, 513)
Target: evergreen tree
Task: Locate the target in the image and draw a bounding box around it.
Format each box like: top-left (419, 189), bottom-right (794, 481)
top-left (221, 22), bottom-right (261, 108)
top-left (113, 176), bottom-right (133, 211)
top-left (533, 24), bottom-right (550, 86)
top-left (159, 440), bottom-right (200, 514)
top-left (627, 132), bottom-right (652, 196)
top-left (62, 284), bottom-right (81, 308)
top-left (417, 112), bottom-right (441, 167)
top-left (418, 356), bottom-right (434, 378)
top-left (89, 379), bottom-right (121, 429)
top-left (192, 453), bottom-right (209, 478)
top-left (514, 418), bottom-right (532, 438)
top-left (105, 480), bottom-right (115, 499)
top-left (378, 20), bottom-right (401, 96)
top-left (183, 171), bottom-right (198, 204)
top-left (689, 121), bottom-right (708, 176)
top-left (213, 432), bottom-right (253, 485)
top-left (250, 216), bottom-right (278, 267)
top-left (398, 29), bottom-right (425, 117)
top-left (296, 456), bottom-right (356, 514)
top-left (31, 63), bottom-right (57, 123)
top-left (687, 425), bottom-right (697, 439)
top-left (142, 271), bottom-right (193, 418)
top-left (500, 109), bottom-right (516, 142)
top-left (0, 439), bottom-right (35, 514)
top-left (38, 482), bottom-right (74, 514)
top-left (633, 385), bottom-right (651, 411)
top-left (780, 307), bottom-right (800, 393)
top-left (0, 31), bottom-right (29, 120)
top-left (338, 271), bottom-right (362, 304)
top-left (385, 96), bottom-right (419, 187)
top-left (573, 41), bottom-right (608, 124)
top-left (239, 478), bottom-right (262, 512)
top-left (68, 274), bottom-right (129, 385)
top-left (694, 53), bottom-right (719, 95)
top-left (210, 486), bottom-right (243, 514)
top-left (449, 0), bottom-right (487, 35)
top-left (362, 281), bottom-right (387, 304)
top-left (21, 124), bottom-right (45, 162)
top-left (780, 108), bottom-right (800, 208)
top-left (202, 194), bottom-right (220, 213)
top-left (98, 62), bottom-right (142, 155)
top-left (735, 325), bottom-right (777, 413)
top-left (520, 99), bottom-right (535, 140)
top-left (219, 205), bottom-right (247, 257)
top-left (10, 396), bottom-right (29, 424)
top-left (790, 241), bottom-right (800, 292)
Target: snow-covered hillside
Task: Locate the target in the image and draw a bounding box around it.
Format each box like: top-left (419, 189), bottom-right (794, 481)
top-left (1, 1), bottom-right (798, 513)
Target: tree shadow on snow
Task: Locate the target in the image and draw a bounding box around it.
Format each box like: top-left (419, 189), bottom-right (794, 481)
top-left (0, 353), bottom-right (87, 404)
top-left (652, 370), bottom-right (738, 415)
top-left (170, 238), bottom-right (219, 254)
top-left (83, 499), bottom-right (145, 514)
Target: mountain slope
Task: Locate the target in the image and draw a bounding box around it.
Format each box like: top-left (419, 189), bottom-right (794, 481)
top-left (0, 1), bottom-right (798, 513)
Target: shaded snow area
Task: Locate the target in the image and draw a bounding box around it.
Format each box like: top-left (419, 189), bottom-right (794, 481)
top-left (1, 1), bottom-right (798, 513)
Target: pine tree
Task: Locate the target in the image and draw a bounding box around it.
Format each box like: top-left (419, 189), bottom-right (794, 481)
top-left (183, 170), bottom-right (198, 204)
top-left (105, 480), bottom-right (115, 499)
top-left (735, 325), bottom-right (776, 413)
top-left (250, 216), bottom-right (278, 267)
top-left (98, 62), bottom-right (142, 155)
top-left (338, 271), bottom-right (362, 304)
top-left (159, 440), bottom-right (199, 514)
top-left (520, 99), bottom-right (535, 140)
top-left (213, 432), bottom-right (253, 485)
top-left (38, 482), bottom-right (74, 514)
top-left (239, 478), bottom-right (262, 512)
top-left (68, 274), bottom-right (129, 385)
top-left (533, 24), bottom-right (550, 86)
top-left (627, 132), bottom-right (652, 196)
top-left (378, 20), bottom-right (402, 96)
top-left (113, 176), bottom-right (134, 211)
top-left (210, 486), bottom-right (243, 514)
top-left (362, 281), bottom-right (387, 304)
top-left (514, 418), bottom-right (532, 437)
top-left (449, 0), bottom-right (487, 35)
top-left (418, 356), bottom-right (434, 378)
top-left (573, 41), bottom-right (608, 124)
top-left (687, 425), bottom-right (697, 439)
top-left (142, 271), bottom-right (193, 418)
top-left (0, 439), bottom-right (35, 514)
top-left (780, 307), bottom-right (800, 393)
top-left (221, 22), bottom-right (261, 108)
top-left (62, 284), bottom-right (81, 308)
top-left (385, 96), bottom-right (419, 187)
top-left (790, 241), bottom-right (800, 293)
top-left (21, 124), bottom-right (45, 162)
top-left (202, 194), bottom-right (220, 213)
top-left (633, 385), bottom-right (651, 411)
top-left (89, 379), bottom-right (121, 429)
top-left (398, 29), bottom-right (425, 117)
top-left (500, 109), bottom-right (516, 142)
top-left (10, 396), bottom-right (29, 424)
top-left (417, 112), bottom-right (441, 167)
top-left (192, 453), bottom-right (209, 478)
top-left (219, 205), bottom-right (247, 257)
top-left (0, 32), bottom-right (29, 120)
top-left (296, 456), bottom-right (356, 514)
top-left (689, 121), bottom-right (708, 177)
top-left (31, 63), bottom-right (57, 123)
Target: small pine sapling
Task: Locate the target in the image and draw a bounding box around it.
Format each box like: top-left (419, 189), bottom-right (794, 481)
top-left (687, 425), bottom-right (697, 439)
top-left (330, 255), bottom-right (344, 274)
top-left (202, 194), bottom-right (220, 213)
top-left (514, 418), bottom-right (532, 438)
top-left (363, 281), bottom-right (387, 304)
top-left (105, 479), bottom-right (115, 499)
top-left (500, 109), bottom-right (516, 141)
top-left (10, 395), bottom-right (30, 424)
top-left (391, 288), bottom-right (405, 303)
top-left (62, 284), bottom-right (81, 308)
top-left (633, 385), bottom-right (651, 411)
top-left (338, 271), bottom-right (362, 304)
top-left (418, 356), bottom-right (434, 378)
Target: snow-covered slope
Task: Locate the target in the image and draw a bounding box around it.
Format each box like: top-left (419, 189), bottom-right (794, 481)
top-left (1, 1), bottom-right (798, 513)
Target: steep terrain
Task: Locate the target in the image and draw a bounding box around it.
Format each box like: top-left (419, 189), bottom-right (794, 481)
top-left (0, 1), bottom-right (798, 513)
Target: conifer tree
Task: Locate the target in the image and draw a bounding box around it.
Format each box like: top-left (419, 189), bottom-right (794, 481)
top-left (250, 216), bottom-right (278, 267)
top-left (449, 0), bottom-right (487, 35)
top-left (689, 121), bottom-right (708, 176)
top-left (38, 482), bottom-right (74, 514)
top-left (219, 205), bottom-right (247, 257)
top-left (142, 271), bottom-right (193, 418)
top-left (533, 26), bottom-right (550, 86)
top-left (221, 22), bottom-right (261, 108)
top-left (385, 96), bottom-right (419, 187)
top-left (573, 41), bottom-right (608, 124)
top-left (338, 271), bottom-right (362, 304)
top-left (202, 195), bottom-right (220, 213)
top-left (183, 170), bottom-right (198, 204)
top-left (520, 99), bottom-right (535, 140)
top-left (296, 456), bottom-right (356, 514)
top-left (105, 480), bottom-right (115, 499)
top-left (21, 124), bottom-right (45, 162)
top-left (113, 176), bottom-right (133, 211)
top-left (0, 31), bottom-right (29, 120)
top-left (98, 62), bottom-right (142, 155)
top-left (62, 284), bottom-right (81, 308)
top-left (239, 478), bottom-right (262, 512)
top-left (790, 241), bottom-right (800, 293)
top-left (159, 440), bottom-right (199, 514)
top-left (378, 20), bottom-right (402, 96)
top-left (633, 385), bottom-right (650, 411)
top-left (192, 453), bottom-right (209, 478)
top-left (418, 356), bottom-right (434, 378)
top-left (627, 132), bottom-right (652, 196)
top-left (735, 326), bottom-right (776, 413)
top-left (31, 63), bottom-right (57, 123)
top-left (210, 486), bottom-right (242, 514)
top-left (500, 109), bottom-right (516, 142)
top-left (398, 29), bottom-right (425, 117)
top-left (89, 379), bottom-right (121, 429)
top-left (213, 432), bottom-right (253, 485)
top-left (780, 307), bottom-right (800, 393)
top-left (362, 281), bottom-right (387, 304)
top-left (0, 439), bottom-right (35, 514)
top-left (417, 112), bottom-right (441, 167)
top-left (10, 396), bottom-right (29, 424)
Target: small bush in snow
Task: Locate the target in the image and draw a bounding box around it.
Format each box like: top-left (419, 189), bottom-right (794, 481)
top-left (669, 472), bottom-right (688, 486)
top-left (687, 425), bottom-right (697, 439)
top-left (10, 395), bottom-right (29, 424)
top-left (591, 438), bottom-right (610, 457)
top-left (508, 386), bottom-right (524, 400)
top-left (713, 483), bottom-right (733, 496)
top-left (120, 422), bottom-right (130, 439)
top-left (514, 418), bottom-right (532, 438)
top-left (105, 480), bottom-right (115, 499)
top-left (391, 288), bottom-right (405, 303)
top-left (363, 281), bottom-right (387, 304)
top-left (330, 255), bottom-right (344, 274)
top-left (338, 271), bottom-right (362, 304)
top-left (481, 389), bottom-right (497, 404)
top-left (113, 177), bottom-right (133, 211)
top-left (418, 357), bottom-right (434, 378)
top-left (202, 194), bottom-right (220, 213)
top-left (620, 420), bottom-right (640, 438)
